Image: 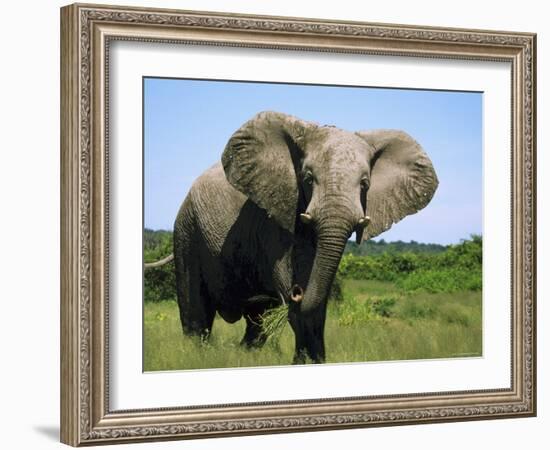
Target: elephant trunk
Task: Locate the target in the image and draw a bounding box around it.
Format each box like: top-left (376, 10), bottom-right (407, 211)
top-left (299, 212), bottom-right (352, 316)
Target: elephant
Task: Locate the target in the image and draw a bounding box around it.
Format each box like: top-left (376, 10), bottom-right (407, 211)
top-left (165, 111), bottom-right (438, 364)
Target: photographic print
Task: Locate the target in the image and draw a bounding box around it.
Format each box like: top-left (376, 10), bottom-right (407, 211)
top-left (143, 78), bottom-right (482, 371)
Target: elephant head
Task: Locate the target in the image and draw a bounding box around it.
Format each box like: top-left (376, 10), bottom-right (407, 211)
top-left (222, 111), bottom-right (438, 361)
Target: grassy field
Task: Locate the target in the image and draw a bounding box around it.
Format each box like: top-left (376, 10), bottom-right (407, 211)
top-left (143, 279), bottom-right (482, 371)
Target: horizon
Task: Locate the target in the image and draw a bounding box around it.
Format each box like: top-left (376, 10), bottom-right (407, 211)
top-left (144, 78), bottom-right (482, 245)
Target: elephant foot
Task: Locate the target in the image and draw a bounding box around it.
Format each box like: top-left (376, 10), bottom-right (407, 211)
top-left (292, 350), bottom-right (306, 365)
top-left (182, 327), bottom-right (211, 345)
top-left (292, 351), bottom-right (324, 365)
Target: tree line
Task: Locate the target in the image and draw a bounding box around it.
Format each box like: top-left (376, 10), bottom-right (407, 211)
top-left (143, 229), bottom-right (482, 301)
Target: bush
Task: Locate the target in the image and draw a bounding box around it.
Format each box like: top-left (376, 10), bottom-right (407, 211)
top-left (144, 229), bottom-right (176, 301)
top-left (338, 252), bottom-right (421, 282)
top-left (144, 229), bottom-right (173, 261)
top-left (336, 293), bottom-right (402, 326)
top-left (338, 236), bottom-right (482, 294)
top-left (144, 262), bottom-right (177, 302)
top-left (371, 296), bottom-right (398, 317)
top-left (397, 267), bottom-right (481, 293)
top-left (425, 235), bottom-right (482, 271)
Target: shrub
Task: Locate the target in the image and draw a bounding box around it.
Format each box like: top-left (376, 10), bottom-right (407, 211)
top-left (397, 267), bottom-right (482, 293)
top-left (338, 236), bottom-right (482, 294)
top-left (144, 229), bottom-right (176, 302)
top-left (427, 235), bottom-right (482, 271)
top-left (336, 293), bottom-right (402, 326)
top-left (338, 253), bottom-right (401, 282)
top-left (144, 229), bottom-right (173, 261)
top-left (338, 252), bottom-right (424, 282)
top-left (371, 296), bottom-right (398, 317)
top-left (144, 262), bottom-right (177, 302)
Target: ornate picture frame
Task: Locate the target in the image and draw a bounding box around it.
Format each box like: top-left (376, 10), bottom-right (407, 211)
top-left (60, 3), bottom-right (536, 446)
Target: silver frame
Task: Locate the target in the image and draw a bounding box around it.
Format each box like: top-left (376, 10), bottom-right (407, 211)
top-left (60, 3), bottom-right (536, 446)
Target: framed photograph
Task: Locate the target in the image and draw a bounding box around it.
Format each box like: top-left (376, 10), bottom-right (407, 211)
top-left (60, 3), bottom-right (536, 446)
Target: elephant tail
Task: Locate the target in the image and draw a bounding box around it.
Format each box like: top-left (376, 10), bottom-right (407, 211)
top-left (144, 253), bottom-right (174, 269)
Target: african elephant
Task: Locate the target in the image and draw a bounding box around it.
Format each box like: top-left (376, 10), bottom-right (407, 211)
top-left (170, 111), bottom-right (438, 364)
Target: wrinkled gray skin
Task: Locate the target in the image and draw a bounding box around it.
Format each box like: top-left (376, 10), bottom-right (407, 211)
top-left (173, 111), bottom-right (438, 364)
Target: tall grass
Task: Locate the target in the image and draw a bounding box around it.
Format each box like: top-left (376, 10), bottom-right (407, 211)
top-left (144, 301), bottom-right (296, 370)
top-left (143, 280), bottom-right (482, 371)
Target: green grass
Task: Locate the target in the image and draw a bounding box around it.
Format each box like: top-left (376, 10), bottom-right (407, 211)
top-left (143, 301), bottom-right (295, 370)
top-left (143, 279), bottom-right (482, 371)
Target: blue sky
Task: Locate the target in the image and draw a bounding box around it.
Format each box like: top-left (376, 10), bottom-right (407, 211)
top-left (144, 78), bottom-right (482, 245)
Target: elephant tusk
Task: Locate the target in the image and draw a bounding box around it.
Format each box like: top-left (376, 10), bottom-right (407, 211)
top-left (357, 216), bottom-right (371, 228)
top-left (299, 213), bottom-right (313, 224)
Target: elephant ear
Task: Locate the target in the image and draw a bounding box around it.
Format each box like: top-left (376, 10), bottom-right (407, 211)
top-left (356, 130), bottom-right (438, 242)
top-left (222, 111), bottom-right (314, 233)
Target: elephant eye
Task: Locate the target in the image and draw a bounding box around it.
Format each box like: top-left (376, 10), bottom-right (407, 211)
top-left (360, 176), bottom-right (370, 190)
top-left (304, 170), bottom-right (314, 185)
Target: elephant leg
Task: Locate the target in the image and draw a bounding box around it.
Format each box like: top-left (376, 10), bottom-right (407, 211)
top-left (292, 322), bottom-right (325, 363)
top-left (292, 334), bottom-right (308, 365)
top-left (289, 306), bottom-right (327, 364)
top-left (305, 321), bottom-right (326, 363)
top-left (197, 284), bottom-right (216, 341)
top-left (177, 272), bottom-right (215, 341)
top-left (174, 245), bottom-right (215, 341)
